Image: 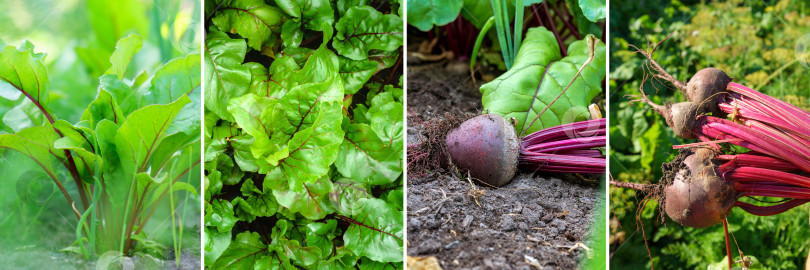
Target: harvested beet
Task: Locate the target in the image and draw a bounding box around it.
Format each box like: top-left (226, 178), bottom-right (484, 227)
top-left (685, 67), bottom-right (731, 115)
top-left (445, 114), bottom-right (520, 187)
top-left (662, 147), bottom-right (738, 228)
top-left (443, 114), bottom-right (606, 187)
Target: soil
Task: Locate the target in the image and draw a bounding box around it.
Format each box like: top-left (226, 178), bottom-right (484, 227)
top-left (406, 65), bottom-right (600, 269)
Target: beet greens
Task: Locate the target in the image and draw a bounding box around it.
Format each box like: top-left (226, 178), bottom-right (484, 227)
top-left (204, 0), bottom-right (404, 268)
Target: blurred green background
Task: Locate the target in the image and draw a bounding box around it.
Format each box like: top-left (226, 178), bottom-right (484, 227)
top-left (0, 0), bottom-right (201, 267)
top-left (609, 0), bottom-right (810, 269)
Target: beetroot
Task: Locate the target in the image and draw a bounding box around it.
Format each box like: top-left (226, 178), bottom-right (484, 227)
top-left (685, 68), bottom-right (731, 116)
top-left (662, 147), bottom-right (738, 228)
top-left (445, 114), bottom-right (520, 187)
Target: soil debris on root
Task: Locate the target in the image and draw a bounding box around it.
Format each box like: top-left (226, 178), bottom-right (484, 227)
top-left (407, 68), bottom-right (599, 269)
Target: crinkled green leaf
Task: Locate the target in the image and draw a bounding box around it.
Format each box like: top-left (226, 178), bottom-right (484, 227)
top-left (339, 57), bottom-right (377, 95)
top-left (113, 95), bottom-right (190, 177)
top-left (232, 191), bottom-right (278, 222)
top-left (206, 199), bottom-right (238, 233)
top-left (275, 0), bottom-right (333, 31)
top-left (211, 0), bottom-right (286, 50)
top-left (578, 0), bottom-right (606, 22)
top-left (227, 93), bottom-right (277, 161)
top-left (273, 176), bottom-right (335, 219)
top-left (337, 0), bottom-right (369, 17)
top-left (336, 118), bottom-right (401, 185)
top-left (104, 34), bottom-right (143, 80)
top-left (480, 27), bottom-right (605, 134)
top-left (333, 6), bottom-right (403, 61)
top-left (367, 92), bottom-right (404, 151)
top-left (231, 134), bottom-right (260, 172)
top-left (406, 0), bottom-right (464, 31)
top-left (343, 198), bottom-right (403, 262)
top-left (330, 178), bottom-right (372, 216)
top-left (318, 246), bottom-right (359, 270)
top-left (204, 30), bottom-right (251, 122)
top-left (211, 231), bottom-right (282, 270)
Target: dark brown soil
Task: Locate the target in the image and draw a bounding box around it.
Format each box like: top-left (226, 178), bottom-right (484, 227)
top-left (406, 66), bottom-right (599, 269)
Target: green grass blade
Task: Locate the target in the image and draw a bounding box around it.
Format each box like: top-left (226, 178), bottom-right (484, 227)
top-left (490, 0), bottom-right (511, 69)
top-left (513, 0), bottom-right (524, 60)
top-left (470, 17), bottom-right (496, 72)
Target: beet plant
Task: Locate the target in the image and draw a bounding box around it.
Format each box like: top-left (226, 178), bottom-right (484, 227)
top-left (0, 34), bottom-right (201, 263)
top-left (203, 0), bottom-right (404, 268)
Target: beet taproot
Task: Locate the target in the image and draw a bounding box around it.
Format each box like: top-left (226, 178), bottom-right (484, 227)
top-left (445, 114), bottom-right (520, 187)
top-left (663, 147), bottom-right (739, 228)
top-left (685, 68), bottom-right (731, 115)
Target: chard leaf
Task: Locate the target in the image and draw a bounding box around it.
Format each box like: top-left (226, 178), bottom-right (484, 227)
top-left (211, 231), bottom-right (292, 270)
top-left (226, 93), bottom-right (277, 161)
top-left (0, 126), bottom-right (65, 179)
top-left (343, 198), bottom-right (404, 263)
top-left (367, 91), bottom-right (404, 152)
top-left (0, 42), bottom-right (50, 106)
top-left (3, 99), bottom-right (46, 132)
top-left (275, 0), bottom-right (333, 31)
top-left (578, 0), bottom-right (606, 22)
top-left (338, 57), bottom-right (377, 95)
top-left (480, 27), bottom-right (605, 134)
top-left (336, 118), bottom-right (401, 185)
top-left (211, 0), bottom-right (286, 50)
top-left (232, 191), bottom-right (278, 222)
top-left (81, 89), bottom-right (125, 128)
top-left (206, 199), bottom-right (238, 233)
top-left (142, 53), bottom-right (202, 135)
top-left (104, 34), bottom-right (143, 80)
top-left (231, 134), bottom-right (259, 172)
top-left (333, 6), bottom-right (403, 61)
top-left (204, 227), bottom-right (231, 266)
top-left (113, 95), bottom-right (190, 177)
top-left (406, 0), bottom-right (464, 31)
top-left (204, 30), bottom-right (251, 122)
top-left (99, 74), bottom-right (139, 116)
top-left (273, 176), bottom-right (334, 219)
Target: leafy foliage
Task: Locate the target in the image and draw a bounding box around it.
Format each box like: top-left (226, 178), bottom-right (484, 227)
top-left (0, 32), bottom-right (201, 259)
top-left (610, 0), bottom-right (810, 268)
top-left (204, 0), bottom-right (404, 268)
top-left (480, 27), bottom-right (605, 134)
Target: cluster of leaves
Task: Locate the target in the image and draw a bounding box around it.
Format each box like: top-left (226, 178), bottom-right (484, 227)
top-left (0, 31), bottom-right (201, 260)
top-left (203, 0), bottom-right (404, 268)
top-left (609, 0), bottom-right (810, 268)
top-left (480, 27), bottom-right (605, 135)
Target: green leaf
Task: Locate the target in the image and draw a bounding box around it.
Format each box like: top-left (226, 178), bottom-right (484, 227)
top-left (206, 199), bottom-right (238, 233)
top-left (210, 231), bottom-right (274, 269)
top-left (104, 34), bottom-right (143, 80)
top-left (204, 227), bottom-right (231, 266)
top-left (211, 0), bottom-right (286, 51)
top-left (275, 0), bottom-right (334, 31)
top-left (367, 92), bottom-right (404, 151)
top-left (406, 0), bottom-right (464, 31)
top-left (81, 89), bottom-right (125, 128)
top-left (273, 176), bottom-right (334, 219)
top-left (0, 126), bottom-right (65, 180)
top-left (578, 0), bottom-right (606, 22)
top-left (204, 30), bottom-right (251, 122)
top-left (113, 95), bottom-right (190, 177)
top-left (336, 119), bottom-right (401, 185)
top-left (3, 99), bottom-right (46, 132)
top-left (0, 43), bottom-right (50, 106)
top-left (480, 27), bottom-right (605, 134)
top-left (142, 53), bottom-right (202, 135)
top-left (337, 0), bottom-right (369, 17)
top-left (338, 57), bottom-right (377, 95)
top-left (333, 6), bottom-right (403, 61)
top-left (99, 74), bottom-right (139, 116)
top-left (343, 198), bottom-right (403, 262)
top-left (227, 93), bottom-right (277, 160)
top-left (232, 191), bottom-right (278, 222)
